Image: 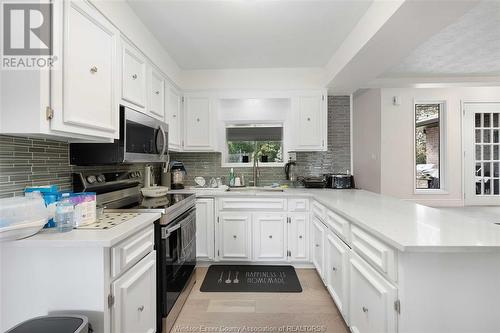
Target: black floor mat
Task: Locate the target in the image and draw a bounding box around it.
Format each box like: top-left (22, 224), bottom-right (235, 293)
top-left (200, 265), bottom-right (302, 292)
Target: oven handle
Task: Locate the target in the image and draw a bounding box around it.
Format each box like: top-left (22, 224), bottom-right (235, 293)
top-left (161, 208), bottom-right (196, 239)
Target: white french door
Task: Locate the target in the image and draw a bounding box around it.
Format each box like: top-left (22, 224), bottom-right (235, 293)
top-left (464, 102), bottom-right (500, 205)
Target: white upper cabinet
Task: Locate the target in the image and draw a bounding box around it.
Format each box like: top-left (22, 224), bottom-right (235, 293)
top-left (166, 84), bottom-right (183, 151)
top-left (148, 66), bottom-right (165, 120)
top-left (183, 95), bottom-right (215, 151)
top-left (253, 213), bottom-right (287, 261)
top-left (290, 92), bottom-right (328, 151)
top-left (121, 40), bottom-right (147, 110)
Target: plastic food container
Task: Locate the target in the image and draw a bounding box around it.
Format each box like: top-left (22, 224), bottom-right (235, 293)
top-left (0, 196), bottom-right (49, 241)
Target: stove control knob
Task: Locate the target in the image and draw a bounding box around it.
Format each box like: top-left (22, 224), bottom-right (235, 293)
top-left (86, 175), bottom-right (97, 184)
top-left (97, 174), bottom-right (106, 183)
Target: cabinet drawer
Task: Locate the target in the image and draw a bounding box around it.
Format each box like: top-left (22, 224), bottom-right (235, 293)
top-left (312, 201), bottom-right (326, 221)
top-left (111, 225), bottom-right (154, 278)
top-left (288, 198), bottom-right (309, 212)
top-left (351, 225), bottom-right (397, 282)
top-left (220, 198), bottom-right (286, 211)
top-left (326, 209), bottom-right (351, 244)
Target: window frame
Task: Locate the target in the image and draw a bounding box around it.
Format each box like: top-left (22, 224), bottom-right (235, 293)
top-left (413, 99), bottom-right (448, 195)
top-left (221, 122), bottom-right (287, 168)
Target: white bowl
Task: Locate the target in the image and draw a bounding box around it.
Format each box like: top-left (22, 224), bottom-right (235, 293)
top-left (141, 186), bottom-right (169, 198)
top-left (0, 217), bottom-right (48, 242)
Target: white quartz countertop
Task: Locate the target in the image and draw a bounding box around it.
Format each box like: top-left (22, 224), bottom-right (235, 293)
top-left (1, 212), bottom-right (161, 248)
top-left (174, 187), bottom-right (500, 252)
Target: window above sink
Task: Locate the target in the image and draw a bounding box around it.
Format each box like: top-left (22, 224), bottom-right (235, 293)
top-left (222, 123), bottom-right (285, 167)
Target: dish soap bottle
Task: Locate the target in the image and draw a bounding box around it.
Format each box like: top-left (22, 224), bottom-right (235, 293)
top-left (229, 168), bottom-right (235, 187)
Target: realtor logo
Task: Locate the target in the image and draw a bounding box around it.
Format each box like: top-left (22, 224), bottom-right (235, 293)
top-left (2, 2), bottom-right (55, 69)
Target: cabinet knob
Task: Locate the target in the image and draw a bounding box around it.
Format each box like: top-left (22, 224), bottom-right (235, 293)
top-left (132, 74), bottom-right (138, 80)
top-left (268, 235), bottom-right (273, 239)
top-left (90, 66), bottom-right (98, 74)
top-left (233, 235), bottom-right (237, 239)
top-left (299, 235), bottom-right (303, 239)
top-left (173, 114), bottom-right (177, 118)
top-left (138, 305), bottom-right (145, 312)
top-left (315, 244), bottom-right (319, 247)
top-left (307, 117), bottom-right (311, 121)
top-left (362, 306), bottom-right (368, 313)
top-left (196, 118), bottom-right (200, 122)
top-left (332, 266), bottom-right (337, 271)
top-left (155, 91), bottom-right (160, 95)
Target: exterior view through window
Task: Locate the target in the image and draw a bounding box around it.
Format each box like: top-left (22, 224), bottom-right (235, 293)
top-left (225, 125), bottom-right (283, 165)
top-left (415, 103), bottom-right (441, 190)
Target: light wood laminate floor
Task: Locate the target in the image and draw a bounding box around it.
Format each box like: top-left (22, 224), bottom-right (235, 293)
top-left (173, 267), bottom-right (349, 333)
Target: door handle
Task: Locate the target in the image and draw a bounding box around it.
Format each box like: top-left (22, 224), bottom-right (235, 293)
top-left (158, 125), bottom-right (167, 158)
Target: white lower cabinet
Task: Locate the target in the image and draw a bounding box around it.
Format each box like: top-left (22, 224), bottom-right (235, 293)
top-left (196, 198), bottom-right (215, 260)
top-left (218, 212), bottom-right (252, 261)
top-left (325, 230), bottom-right (350, 323)
top-left (349, 251), bottom-right (397, 333)
top-left (253, 213), bottom-right (287, 261)
top-left (111, 251), bottom-right (156, 333)
top-left (311, 216), bottom-right (326, 280)
top-left (288, 213), bottom-right (309, 261)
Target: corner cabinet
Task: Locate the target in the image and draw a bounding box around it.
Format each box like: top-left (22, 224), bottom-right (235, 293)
top-left (183, 95), bottom-right (216, 151)
top-left (290, 92), bottom-right (328, 151)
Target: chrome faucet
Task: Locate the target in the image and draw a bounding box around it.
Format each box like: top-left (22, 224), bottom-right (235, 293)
top-left (251, 152), bottom-right (260, 187)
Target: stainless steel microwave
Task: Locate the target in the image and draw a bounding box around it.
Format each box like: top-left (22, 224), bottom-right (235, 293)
top-left (70, 106), bottom-right (168, 165)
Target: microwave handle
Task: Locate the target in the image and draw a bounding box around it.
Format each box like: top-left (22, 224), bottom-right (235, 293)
top-left (159, 125), bottom-right (167, 158)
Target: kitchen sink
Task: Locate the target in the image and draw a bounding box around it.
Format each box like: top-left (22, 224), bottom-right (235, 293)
top-left (226, 186), bottom-right (284, 192)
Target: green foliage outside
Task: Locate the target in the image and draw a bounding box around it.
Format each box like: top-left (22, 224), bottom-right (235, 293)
top-left (227, 141), bottom-right (282, 163)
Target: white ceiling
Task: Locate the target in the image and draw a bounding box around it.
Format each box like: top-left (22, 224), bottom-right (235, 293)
top-left (385, 1), bottom-right (500, 77)
top-left (127, 0), bottom-right (372, 70)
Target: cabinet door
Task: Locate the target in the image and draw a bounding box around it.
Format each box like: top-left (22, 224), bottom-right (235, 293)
top-left (122, 41), bottom-right (147, 109)
top-left (311, 216), bottom-right (325, 280)
top-left (326, 231), bottom-right (350, 322)
top-left (111, 251), bottom-right (156, 333)
top-left (293, 94), bottom-right (327, 151)
top-left (349, 252), bottom-right (397, 333)
top-left (218, 212), bottom-right (252, 261)
top-left (148, 67), bottom-right (165, 120)
top-left (184, 96), bottom-right (213, 151)
top-left (253, 213), bottom-right (287, 261)
top-left (288, 213), bottom-right (309, 261)
top-left (196, 198), bottom-right (215, 260)
top-left (51, 0), bottom-right (119, 139)
top-left (166, 84), bottom-right (182, 150)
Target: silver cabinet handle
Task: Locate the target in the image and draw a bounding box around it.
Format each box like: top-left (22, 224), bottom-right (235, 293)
top-left (132, 74), bottom-right (138, 80)
top-left (90, 66), bottom-right (98, 74)
top-left (362, 306), bottom-right (368, 313)
top-left (233, 235), bottom-right (237, 239)
top-left (268, 235), bottom-right (273, 239)
top-left (138, 305), bottom-right (144, 312)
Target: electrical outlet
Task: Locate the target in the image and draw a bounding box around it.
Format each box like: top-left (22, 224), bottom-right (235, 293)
top-left (288, 152), bottom-right (297, 161)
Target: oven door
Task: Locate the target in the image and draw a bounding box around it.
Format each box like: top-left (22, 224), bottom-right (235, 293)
top-left (158, 207), bottom-right (196, 321)
top-left (123, 106), bottom-right (168, 163)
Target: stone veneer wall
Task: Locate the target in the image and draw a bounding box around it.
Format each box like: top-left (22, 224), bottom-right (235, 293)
top-left (0, 96), bottom-right (350, 196)
top-left (170, 96), bottom-right (351, 186)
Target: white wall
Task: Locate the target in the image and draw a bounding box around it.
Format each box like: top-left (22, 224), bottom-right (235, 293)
top-left (353, 86), bottom-right (500, 207)
top-left (179, 67), bottom-right (326, 91)
top-left (352, 88), bottom-right (382, 193)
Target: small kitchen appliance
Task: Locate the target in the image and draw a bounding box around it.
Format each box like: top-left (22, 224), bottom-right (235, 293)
top-left (325, 173), bottom-right (355, 189)
top-left (284, 159), bottom-right (298, 182)
top-left (169, 161), bottom-right (187, 190)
